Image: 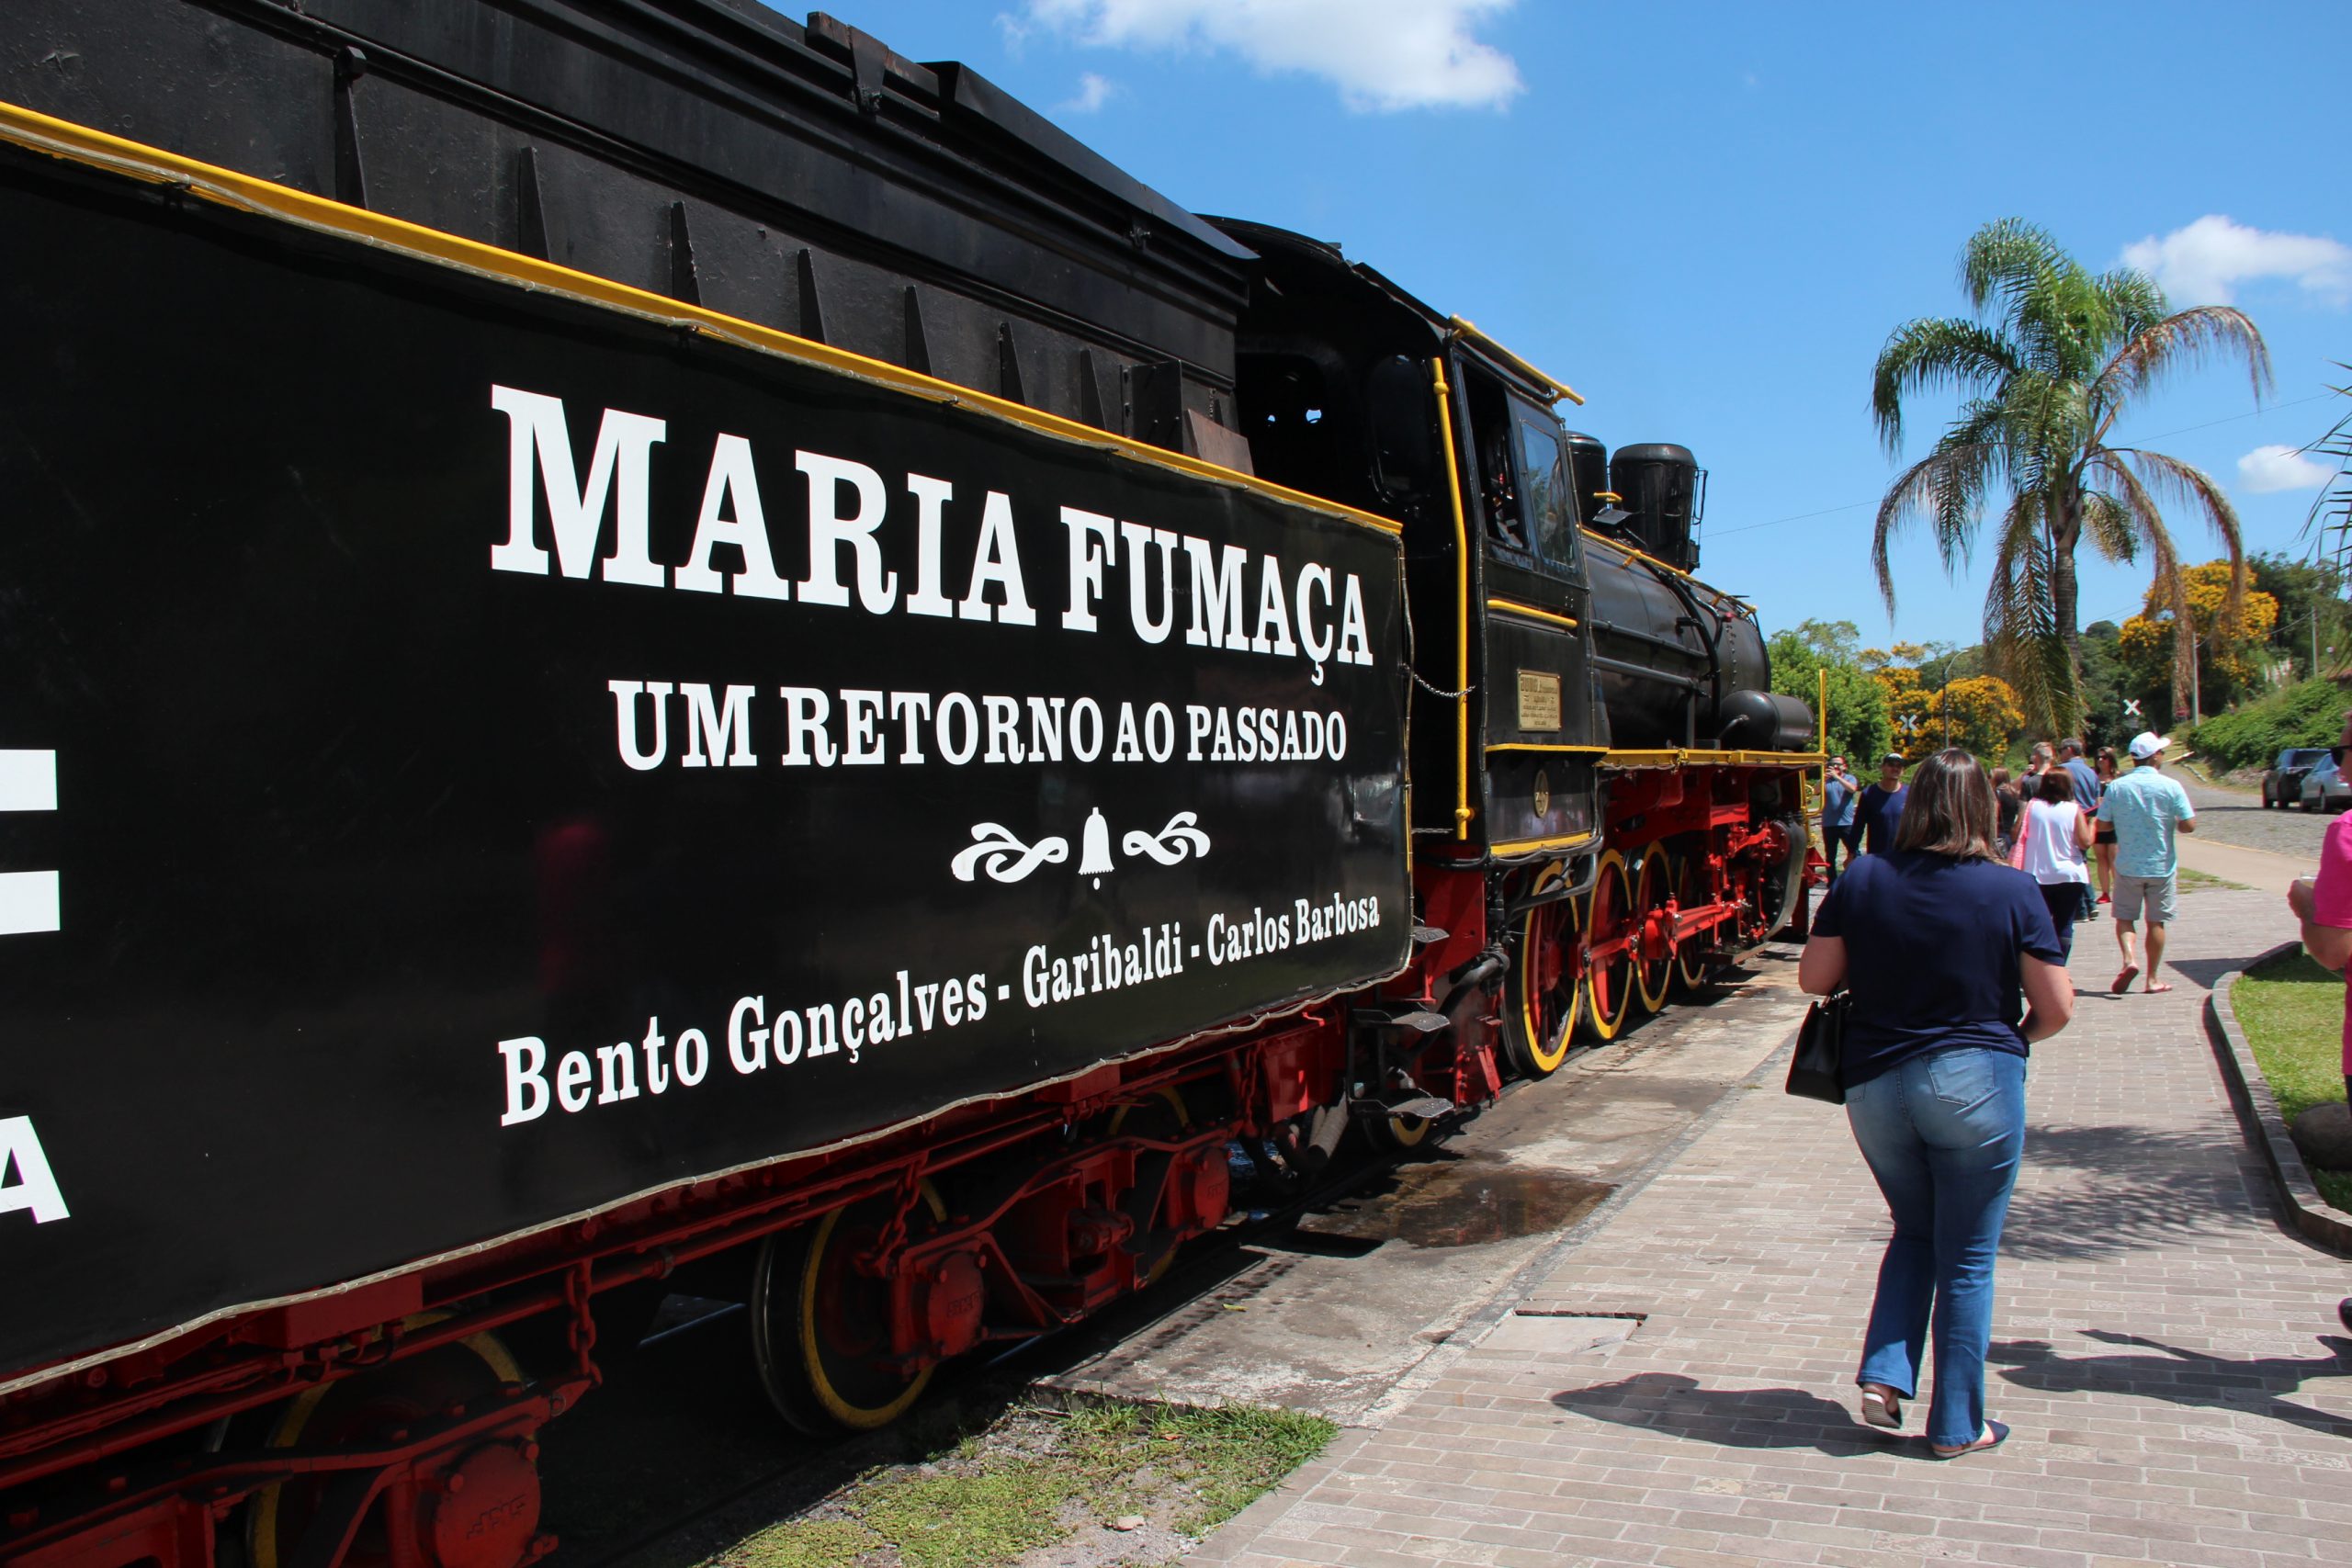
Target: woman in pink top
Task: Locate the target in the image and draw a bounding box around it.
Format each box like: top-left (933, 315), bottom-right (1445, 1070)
top-left (2019, 771), bottom-right (2095, 960)
top-left (2285, 708), bottom-right (2352, 1337)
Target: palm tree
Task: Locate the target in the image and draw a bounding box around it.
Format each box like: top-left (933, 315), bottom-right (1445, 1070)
top-left (2301, 363), bottom-right (2352, 576)
top-left (1870, 219), bottom-right (2271, 731)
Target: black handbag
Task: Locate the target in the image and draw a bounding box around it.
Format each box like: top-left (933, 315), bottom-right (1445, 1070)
top-left (1785, 991), bottom-right (1851, 1104)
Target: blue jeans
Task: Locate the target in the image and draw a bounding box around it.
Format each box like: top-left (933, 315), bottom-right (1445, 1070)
top-left (1844, 1046), bottom-right (2027, 1448)
top-left (1822, 821), bottom-right (1859, 879)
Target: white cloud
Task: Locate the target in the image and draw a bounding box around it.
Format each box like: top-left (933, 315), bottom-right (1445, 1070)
top-left (2238, 444), bottom-right (2334, 493)
top-left (2120, 215), bottom-right (2352, 307)
top-left (1062, 71), bottom-right (1120, 112)
top-left (1015, 0), bottom-right (1522, 112)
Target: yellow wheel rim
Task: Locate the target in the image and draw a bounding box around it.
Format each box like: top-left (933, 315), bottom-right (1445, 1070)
top-left (1582, 851), bottom-right (1634, 1041)
top-left (798, 1180), bottom-right (948, 1430)
top-left (1633, 841), bottom-right (1674, 1015)
top-left (1513, 864), bottom-right (1579, 1076)
top-left (251, 1315), bottom-right (523, 1568)
top-left (1110, 1089), bottom-right (1192, 1282)
top-left (1673, 852), bottom-right (1712, 992)
top-left (1385, 1109), bottom-right (1432, 1147)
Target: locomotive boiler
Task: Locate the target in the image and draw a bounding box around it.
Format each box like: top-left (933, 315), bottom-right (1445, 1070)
top-left (0, 6), bottom-right (1823, 1568)
top-left (1582, 444), bottom-right (1813, 754)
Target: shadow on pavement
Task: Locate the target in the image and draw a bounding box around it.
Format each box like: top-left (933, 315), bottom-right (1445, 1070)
top-left (1549, 1372), bottom-right (1900, 1457)
top-left (2002, 1124), bottom-right (2249, 1262)
top-left (2166, 953), bottom-right (2278, 990)
top-left (1991, 1330), bottom-right (2352, 1442)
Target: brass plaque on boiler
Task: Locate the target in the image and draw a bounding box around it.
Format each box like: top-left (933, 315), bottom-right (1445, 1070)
top-left (1516, 670), bottom-right (1562, 731)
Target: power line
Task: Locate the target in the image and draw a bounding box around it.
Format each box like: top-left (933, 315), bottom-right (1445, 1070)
top-left (1707, 391), bottom-right (2339, 541)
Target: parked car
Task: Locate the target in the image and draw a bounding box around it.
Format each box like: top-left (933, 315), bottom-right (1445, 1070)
top-left (2266, 747), bottom-right (2334, 807)
top-left (2299, 752), bottom-right (2352, 812)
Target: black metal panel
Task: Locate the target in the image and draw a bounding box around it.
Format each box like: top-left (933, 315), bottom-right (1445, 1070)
top-left (0, 0), bottom-right (1256, 444)
top-left (0, 145), bottom-right (1406, 1378)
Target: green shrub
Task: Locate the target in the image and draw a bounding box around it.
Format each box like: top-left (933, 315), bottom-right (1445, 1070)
top-left (2190, 679), bottom-right (2347, 771)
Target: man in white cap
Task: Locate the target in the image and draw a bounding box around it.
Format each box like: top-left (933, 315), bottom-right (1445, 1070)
top-left (2097, 731), bottom-right (2197, 993)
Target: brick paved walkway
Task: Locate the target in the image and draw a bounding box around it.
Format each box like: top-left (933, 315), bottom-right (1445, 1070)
top-left (1193, 887), bottom-right (2352, 1568)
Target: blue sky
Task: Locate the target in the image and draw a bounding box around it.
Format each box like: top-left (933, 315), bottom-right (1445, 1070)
top-left (783, 1), bottom-right (2348, 651)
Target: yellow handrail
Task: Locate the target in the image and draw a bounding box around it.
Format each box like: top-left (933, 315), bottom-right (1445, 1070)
top-left (1430, 358), bottom-right (1475, 840)
top-left (1447, 316), bottom-right (1585, 406)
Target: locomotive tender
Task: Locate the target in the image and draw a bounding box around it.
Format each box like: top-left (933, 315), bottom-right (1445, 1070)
top-left (0, 5), bottom-right (1819, 1567)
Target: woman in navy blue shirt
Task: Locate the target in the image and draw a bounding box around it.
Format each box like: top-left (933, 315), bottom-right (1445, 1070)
top-left (1799, 749), bottom-right (2074, 1457)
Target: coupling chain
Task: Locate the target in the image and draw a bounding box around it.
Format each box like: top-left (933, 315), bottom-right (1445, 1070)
top-left (1410, 669), bottom-right (1476, 701)
top-left (1398, 578), bottom-right (1473, 700)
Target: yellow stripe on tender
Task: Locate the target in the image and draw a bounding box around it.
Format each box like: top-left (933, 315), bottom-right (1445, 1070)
top-left (1487, 742), bottom-right (1609, 755)
top-left (0, 100), bottom-right (1399, 541)
top-left (1601, 748), bottom-right (1827, 770)
top-left (1485, 597), bottom-right (1579, 632)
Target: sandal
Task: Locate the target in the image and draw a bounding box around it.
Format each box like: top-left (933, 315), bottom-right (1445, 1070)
top-left (1858, 1384), bottom-right (1904, 1430)
top-left (1930, 1419), bottom-right (2009, 1459)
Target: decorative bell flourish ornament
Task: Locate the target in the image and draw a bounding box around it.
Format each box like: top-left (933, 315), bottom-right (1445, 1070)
top-left (1078, 807), bottom-right (1115, 887)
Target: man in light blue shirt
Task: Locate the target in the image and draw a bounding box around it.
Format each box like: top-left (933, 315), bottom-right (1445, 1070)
top-left (1820, 756), bottom-right (1859, 882)
top-left (2097, 731), bottom-right (2197, 995)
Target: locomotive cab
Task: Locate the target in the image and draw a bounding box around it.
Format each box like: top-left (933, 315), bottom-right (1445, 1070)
top-left (1212, 220), bottom-right (1607, 863)
top-left (1448, 346), bottom-right (1606, 861)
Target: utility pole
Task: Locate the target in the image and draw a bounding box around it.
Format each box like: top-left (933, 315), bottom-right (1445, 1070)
top-left (2189, 630), bottom-right (2201, 728)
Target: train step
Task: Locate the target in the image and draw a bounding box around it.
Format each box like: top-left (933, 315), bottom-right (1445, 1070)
top-left (1353, 1094), bottom-right (1455, 1122)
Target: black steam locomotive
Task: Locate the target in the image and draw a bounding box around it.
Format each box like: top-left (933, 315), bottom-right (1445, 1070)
top-left (0, 6), bottom-right (1819, 1567)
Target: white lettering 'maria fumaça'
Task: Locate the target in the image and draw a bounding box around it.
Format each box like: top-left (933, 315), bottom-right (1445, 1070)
top-left (487, 387), bottom-right (1376, 680)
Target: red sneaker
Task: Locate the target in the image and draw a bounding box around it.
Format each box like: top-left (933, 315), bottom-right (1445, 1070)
top-left (2097, 893), bottom-right (2110, 904)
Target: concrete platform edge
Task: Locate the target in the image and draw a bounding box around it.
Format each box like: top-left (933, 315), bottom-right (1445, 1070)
top-left (2206, 937), bottom-right (2352, 1255)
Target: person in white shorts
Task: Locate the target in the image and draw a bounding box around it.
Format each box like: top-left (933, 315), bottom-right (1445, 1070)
top-left (2096, 732), bottom-right (2196, 994)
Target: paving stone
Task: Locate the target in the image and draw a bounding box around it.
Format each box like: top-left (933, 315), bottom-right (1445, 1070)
top-left (1189, 887), bottom-right (2352, 1566)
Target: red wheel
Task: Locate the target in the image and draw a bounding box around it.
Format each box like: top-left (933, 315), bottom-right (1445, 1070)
top-left (1672, 852), bottom-right (1714, 994)
top-left (1632, 842), bottom-right (1674, 1014)
top-left (1111, 1088), bottom-right (1195, 1278)
top-left (1580, 851), bottom-right (1635, 1041)
top-left (250, 1328), bottom-right (532, 1568)
top-left (751, 1181), bottom-right (948, 1434)
top-left (1505, 865), bottom-right (1580, 1077)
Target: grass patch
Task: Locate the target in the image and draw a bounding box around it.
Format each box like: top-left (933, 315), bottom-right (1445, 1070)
top-left (1059, 1398), bottom-right (1337, 1533)
top-left (732, 1518), bottom-right (881, 1568)
top-left (709, 1398), bottom-right (1335, 1568)
top-left (2234, 949), bottom-right (2352, 1213)
top-left (2176, 865), bottom-right (2248, 892)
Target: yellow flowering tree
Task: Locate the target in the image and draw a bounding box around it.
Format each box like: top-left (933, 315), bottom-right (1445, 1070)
top-left (2117, 558), bottom-right (2279, 715)
top-left (1863, 644), bottom-right (1930, 738)
top-left (1928, 676), bottom-right (2027, 760)
top-left (1860, 645), bottom-right (2021, 761)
